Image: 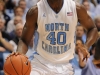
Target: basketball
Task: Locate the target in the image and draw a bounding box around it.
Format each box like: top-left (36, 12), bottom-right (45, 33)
top-left (3, 53), bottom-right (31, 75)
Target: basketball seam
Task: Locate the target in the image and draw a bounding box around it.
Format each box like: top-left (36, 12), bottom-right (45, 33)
top-left (19, 55), bottom-right (23, 75)
top-left (10, 56), bottom-right (19, 75)
top-left (4, 67), bottom-right (12, 75)
top-left (21, 55), bottom-right (30, 75)
top-left (24, 62), bottom-right (30, 75)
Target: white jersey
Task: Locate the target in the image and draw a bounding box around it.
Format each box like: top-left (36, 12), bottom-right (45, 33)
top-left (37, 0), bottom-right (77, 63)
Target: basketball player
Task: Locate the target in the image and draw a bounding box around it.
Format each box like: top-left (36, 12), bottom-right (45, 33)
top-left (15, 0), bottom-right (98, 75)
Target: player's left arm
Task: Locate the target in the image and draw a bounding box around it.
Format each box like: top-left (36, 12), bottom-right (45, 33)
top-left (76, 3), bottom-right (98, 50)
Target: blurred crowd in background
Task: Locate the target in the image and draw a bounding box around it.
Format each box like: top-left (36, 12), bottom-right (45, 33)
top-left (0, 0), bottom-right (100, 75)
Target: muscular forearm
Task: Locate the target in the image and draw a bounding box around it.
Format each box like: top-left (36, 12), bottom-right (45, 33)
top-left (16, 40), bottom-right (28, 54)
top-left (85, 27), bottom-right (98, 50)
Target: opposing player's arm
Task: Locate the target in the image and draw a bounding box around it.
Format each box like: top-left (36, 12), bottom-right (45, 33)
top-left (76, 3), bottom-right (98, 50)
top-left (16, 5), bottom-right (38, 54)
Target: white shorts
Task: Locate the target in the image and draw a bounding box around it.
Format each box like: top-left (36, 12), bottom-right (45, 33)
top-left (30, 55), bottom-right (74, 75)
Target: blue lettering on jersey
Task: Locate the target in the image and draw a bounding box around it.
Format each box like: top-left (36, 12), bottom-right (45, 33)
top-left (55, 23), bottom-right (59, 31)
top-left (44, 23), bottom-right (70, 54)
top-left (51, 23), bottom-right (54, 31)
top-left (45, 23), bottom-right (69, 31)
top-left (65, 23), bottom-right (69, 31)
top-left (42, 41), bottom-right (71, 54)
top-left (45, 24), bottom-right (50, 31)
top-left (60, 23), bottom-right (64, 31)
top-left (46, 32), bottom-right (66, 45)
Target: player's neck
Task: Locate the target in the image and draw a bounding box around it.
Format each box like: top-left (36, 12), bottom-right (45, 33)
top-left (47, 0), bottom-right (63, 6)
top-left (47, 0), bottom-right (63, 13)
top-left (47, 0), bottom-right (62, 2)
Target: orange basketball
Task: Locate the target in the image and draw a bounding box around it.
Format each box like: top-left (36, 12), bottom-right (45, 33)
top-left (3, 53), bottom-right (31, 75)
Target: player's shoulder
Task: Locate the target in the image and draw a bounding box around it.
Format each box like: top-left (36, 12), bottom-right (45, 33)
top-left (26, 5), bottom-right (38, 17)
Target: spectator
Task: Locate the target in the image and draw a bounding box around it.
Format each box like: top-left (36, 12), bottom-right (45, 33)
top-left (18, 0), bottom-right (29, 19)
top-left (0, 0), bottom-right (10, 29)
top-left (4, 0), bottom-right (15, 19)
top-left (83, 1), bottom-right (95, 19)
top-left (95, 4), bottom-right (100, 16)
top-left (76, 25), bottom-right (86, 43)
top-left (6, 6), bottom-right (25, 34)
top-left (26, 0), bottom-right (40, 8)
top-left (82, 0), bottom-right (96, 12)
top-left (4, 0), bottom-right (15, 10)
top-left (0, 18), bottom-right (11, 45)
top-left (12, 0), bottom-right (28, 6)
top-left (0, 31), bottom-right (13, 52)
top-left (6, 16), bottom-right (23, 34)
top-left (0, 18), bottom-right (12, 71)
top-left (13, 6), bottom-right (25, 20)
top-left (12, 0), bottom-right (20, 6)
top-left (7, 6), bottom-right (25, 20)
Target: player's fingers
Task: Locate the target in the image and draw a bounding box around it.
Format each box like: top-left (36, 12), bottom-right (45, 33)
top-left (78, 50), bottom-right (84, 60)
top-left (78, 49), bottom-right (82, 55)
top-left (86, 55), bottom-right (89, 62)
top-left (83, 56), bottom-right (88, 61)
top-left (11, 52), bottom-right (15, 55)
top-left (82, 57), bottom-right (85, 61)
top-left (86, 52), bottom-right (90, 59)
top-left (15, 52), bottom-right (28, 58)
top-left (81, 47), bottom-right (88, 54)
top-left (85, 56), bottom-right (88, 61)
top-left (83, 52), bottom-right (90, 62)
top-left (77, 49), bottom-right (80, 56)
top-left (15, 52), bottom-right (20, 56)
top-left (6, 56), bottom-right (9, 60)
top-left (78, 46), bottom-right (89, 61)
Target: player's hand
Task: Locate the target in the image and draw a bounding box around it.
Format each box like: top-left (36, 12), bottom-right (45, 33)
top-left (76, 43), bottom-right (90, 61)
top-left (6, 52), bottom-right (28, 60)
top-left (78, 49), bottom-right (87, 68)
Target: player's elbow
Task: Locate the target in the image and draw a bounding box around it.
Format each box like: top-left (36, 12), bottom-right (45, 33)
top-left (93, 27), bottom-right (98, 34)
top-left (89, 27), bottom-right (98, 35)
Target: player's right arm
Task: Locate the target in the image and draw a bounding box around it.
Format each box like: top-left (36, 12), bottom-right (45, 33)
top-left (16, 5), bottom-right (38, 54)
